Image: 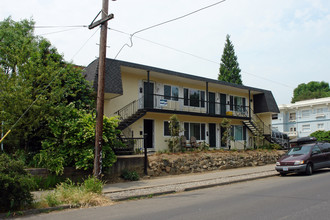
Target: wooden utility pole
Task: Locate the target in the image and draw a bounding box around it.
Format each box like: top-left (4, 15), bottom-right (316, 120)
top-left (89, 0), bottom-right (113, 179)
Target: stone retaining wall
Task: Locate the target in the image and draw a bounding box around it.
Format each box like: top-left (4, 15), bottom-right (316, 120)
top-left (26, 150), bottom-right (286, 181)
top-left (147, 150), bottom-right (285, 177)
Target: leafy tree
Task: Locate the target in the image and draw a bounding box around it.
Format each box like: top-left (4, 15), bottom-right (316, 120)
top-left (310, 130), bottom-right (330, 142)
top-left (218, 34), bottom-right (242, 85)
top-left (0, 17), bottom-right (94, 156)
top-left (34, 104), bottom-right (118, 175)
top-left (167, 114), bottom-right (181, 152)
top-left (291, 81), bottom-right (330, 103)
top-left (220, 118), bottom-right (232, 149)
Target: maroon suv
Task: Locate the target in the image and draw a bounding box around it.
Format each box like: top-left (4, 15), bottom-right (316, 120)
top-left (275, 141), bottom-right (330, 175)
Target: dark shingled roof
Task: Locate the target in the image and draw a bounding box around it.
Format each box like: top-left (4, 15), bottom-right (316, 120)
top-left (253, 91), bottom-right (280, 113)
top-left (84, 58), bottom-right (279, 113)
top-left (83, 58), bottom-right (123, 96)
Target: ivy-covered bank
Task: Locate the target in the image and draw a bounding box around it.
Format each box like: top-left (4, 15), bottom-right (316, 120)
top-left (148, 150), bottom-right (285, 177)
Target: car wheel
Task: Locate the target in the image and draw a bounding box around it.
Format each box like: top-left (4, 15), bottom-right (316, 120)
top-left (305, 163), bottom-right (313, 175)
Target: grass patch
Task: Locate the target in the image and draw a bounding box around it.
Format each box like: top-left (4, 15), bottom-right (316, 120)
top-left (36, 176), bottom-right (112, 209)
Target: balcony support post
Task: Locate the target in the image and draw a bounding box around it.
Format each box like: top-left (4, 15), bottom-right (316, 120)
top-left (206, 82), bottom-right (209, 114)
top-left (249, 90), bottom-right (251, 118)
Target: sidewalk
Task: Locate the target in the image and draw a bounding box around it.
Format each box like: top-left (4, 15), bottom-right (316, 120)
top-left (103, 164), bottom-right (278, 201)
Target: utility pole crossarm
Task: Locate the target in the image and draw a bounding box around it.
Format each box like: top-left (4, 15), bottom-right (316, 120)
top-left (88, 14), bottom-right (114, 30)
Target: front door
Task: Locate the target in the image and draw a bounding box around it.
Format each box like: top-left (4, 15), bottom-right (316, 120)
top-left (144, 82), bottom-right (154, 108)
top-left (209, 123), bottom-right (216, 148)
top-left (220, 93), bottom-right (226, 115)
top-left (144, 119), bottom-right (154, 149)
top-left (208, 92), bottom-right (215, 115)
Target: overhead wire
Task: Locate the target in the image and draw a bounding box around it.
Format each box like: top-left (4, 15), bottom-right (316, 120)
top-left (39, 27), bottom-right (83, 36)
top-left (34, 25), bottom-right (87, 28)
top-left (109, 27), bottom-right (295, 89)
top-left (113, 0), bottom-right (227, 59)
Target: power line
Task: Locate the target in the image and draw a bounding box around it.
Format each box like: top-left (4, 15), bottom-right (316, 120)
top-left (113, 0), bottom-right (227, 59)
top-left (34, 25), bottom-right (87, 28)
top-left (109, 28), bottom-right (295, 89)
top-left (110, 27), bottom-right (219, 64)
top-left (241, 70), bottom-right (294, 89)
top-left (39, 27), bottom-right (84, 36)
top-left (133, 0), bottom-right (227, 36)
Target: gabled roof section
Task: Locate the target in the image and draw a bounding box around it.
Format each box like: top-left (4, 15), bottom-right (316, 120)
top-left (253, 91), bottom-right (280, 113)
top-left (83, 58), bottom-right (123, 99)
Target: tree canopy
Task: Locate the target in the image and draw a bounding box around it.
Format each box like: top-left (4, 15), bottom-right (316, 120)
top-left (0, 17), bottom-right (94, 155)
top-left (310, 130), bottom-right (330, 143)
top-left (291, 81), bottom-right (330, 103)
top-left (218, 34), bottom-right (242, 85)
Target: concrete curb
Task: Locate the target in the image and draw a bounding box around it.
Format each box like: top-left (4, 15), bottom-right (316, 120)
top-left (184, 173), bottom-right (277, 192)
top-left (0, 168), bottom-right (278, 218)
top-left (0, 205), bottom-right (75, 219)
top-left (105, 171), bottom-right (278, 201)
top-left (103, 169), bottom-right (276, 194)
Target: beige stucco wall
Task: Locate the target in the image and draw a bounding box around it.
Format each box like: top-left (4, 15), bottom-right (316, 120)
top-left (123, 113), bottom-right (252, 152)
top-left (257, 113), bottom-right (272, 135)
top-left (104, 71), bottom-right (141, 116)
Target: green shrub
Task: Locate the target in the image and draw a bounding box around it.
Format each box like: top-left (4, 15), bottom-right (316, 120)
top-left (34, 105), bottom-right (118, 175)
top-left (0, 154), bottom-right (36, 212)
top-left (82, 176), bottom-right (103, 194)
top-left (32, 174), bottom-right (65, 190)
top-left (40, 177), bottom-right (108, 208)
top-left (121, 170), bottom-right (140, 181)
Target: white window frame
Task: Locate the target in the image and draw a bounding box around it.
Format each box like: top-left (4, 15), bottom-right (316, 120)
top-left (301, 110), bottom-right (310, 118)
top-left (164, 85), bottom-right (179, 101)
top-left (289, 112), bottom-right (296, 121)
top-left (183, 88), bottom-right (205, 108)
top-left (317, 123), bottom-right (324, 130)
top-left (183, 122), bottom-right (206, 141)
top-left (302, 124), bottom-right (311, 132)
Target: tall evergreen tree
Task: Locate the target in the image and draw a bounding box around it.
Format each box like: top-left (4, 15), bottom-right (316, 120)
top-left (218, 34), bottom-right (242, 85)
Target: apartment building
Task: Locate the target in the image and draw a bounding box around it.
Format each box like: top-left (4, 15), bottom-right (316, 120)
top-left (272, 97), bottom-right (330, 139)
top-left (84, 59), bottom-right (279, 151)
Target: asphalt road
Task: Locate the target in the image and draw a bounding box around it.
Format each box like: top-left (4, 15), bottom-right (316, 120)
top-left (19, 169), bottom-right (330, 220)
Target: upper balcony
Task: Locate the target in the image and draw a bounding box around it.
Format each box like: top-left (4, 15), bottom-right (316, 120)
top-left (115, 93), bottom-right (251, 121)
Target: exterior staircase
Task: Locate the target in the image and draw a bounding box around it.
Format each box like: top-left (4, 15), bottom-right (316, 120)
top-left (242, 112), bottom-right (273, 144)
top-left (114, 98), bottom-right (146, 131)
top-left (117, 109), bottom-right (147, 130)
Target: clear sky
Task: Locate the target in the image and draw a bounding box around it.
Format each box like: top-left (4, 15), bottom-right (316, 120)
top-left (1, 0), bottom-right (329, 105)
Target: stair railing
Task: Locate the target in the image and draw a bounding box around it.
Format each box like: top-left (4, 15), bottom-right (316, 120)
top-left (114, 96), bottom-right (144, 121)
top-left (248, 107), bottom-right (272, 136)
